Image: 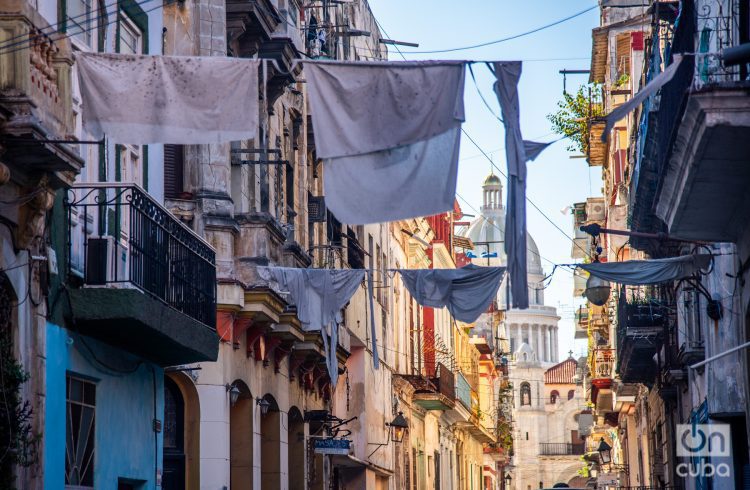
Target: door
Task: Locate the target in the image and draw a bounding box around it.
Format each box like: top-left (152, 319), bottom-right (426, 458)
top-left (163, 377), bottom-right (186, 490)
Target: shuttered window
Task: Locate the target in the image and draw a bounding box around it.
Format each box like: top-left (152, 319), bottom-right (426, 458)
top-left (164, 144), bottom-right (184, 199)
top-left (615, 32), bottom-right (631, 81)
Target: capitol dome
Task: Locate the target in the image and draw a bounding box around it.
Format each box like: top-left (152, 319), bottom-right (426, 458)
top-left (463, 173), bottom-right (544, 276)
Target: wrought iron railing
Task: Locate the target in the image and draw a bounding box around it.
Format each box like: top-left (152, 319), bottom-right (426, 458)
top-left (538, 442), bottom-right (585, 456)
top-left (65, 184), bottom-right (216, 329)
top-left (694, 0), bottom-right (745, 87)
top-left (592, 348), bottom-right (615, 379)
top-left (455, 371), bottom-right (473, 410)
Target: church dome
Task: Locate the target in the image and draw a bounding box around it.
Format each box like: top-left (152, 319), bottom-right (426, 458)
top-left (484, 173), bottom-right (501, 186)
top-left (462, 173), bottom-right (544, 276)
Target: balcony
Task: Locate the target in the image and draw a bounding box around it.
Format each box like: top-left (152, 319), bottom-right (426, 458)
top-left (631, 0), bottom-right (750, 246)
top-left (0, 1), bottom-right (82, 183)
top-left (592, 348), bottom-right (615, 380)
top-left (400, 363), bottom-right (456, 411)
top-left (617, 289), bottom-right (669, 383)
top-left (539, 442), bottom-right (586, 456)
top-left (64, 184), bottom-right (218, 366)
top-left (574, 305), bottom-right (589, 339)
top-left (591, 348), bottom-right (615, 413)
top-left (226, 0), bottom-right (281, 57)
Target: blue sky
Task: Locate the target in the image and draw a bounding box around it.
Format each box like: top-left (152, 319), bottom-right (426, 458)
top-left (368, 0), bottom-right (601, 358)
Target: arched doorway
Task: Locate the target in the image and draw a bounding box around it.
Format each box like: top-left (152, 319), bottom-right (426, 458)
top-left (163, 377), bottom-right (186, 490)
top-left (288, 407), bottom-right (305, 489)
top-left (163, 373), bottom-right (201, 490)
top-left (260, 394), bottom-right (281, 490)
top-left (230, 380), bottom-right (253, 489)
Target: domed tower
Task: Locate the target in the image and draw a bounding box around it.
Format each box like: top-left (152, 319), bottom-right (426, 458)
top-left (482, 173), bottom-right (503, 212)
top-left (460, 172), bottom-right (561, 362)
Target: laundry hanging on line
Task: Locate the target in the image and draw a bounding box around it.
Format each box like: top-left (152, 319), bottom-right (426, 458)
top-left (304, 60), bottom-right (466, 224)
top-left (76, 53), bottom-right (260, 144)
top-left (492, 61), bottom-right (529, 310)
top-left (577, 254), bottom-right (711, 285)
top-left (397, 264), bottom-right (506, 324)
top-left (257, 266), bottom-right (369, 388)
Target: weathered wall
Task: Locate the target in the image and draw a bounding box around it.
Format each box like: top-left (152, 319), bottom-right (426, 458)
top-left (45, 322), bottom-right (164, 490)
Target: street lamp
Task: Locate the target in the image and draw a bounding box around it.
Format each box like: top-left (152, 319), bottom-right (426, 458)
top-left (256, 397), bottom-right (271, 415)
top-left (584, 274), bottom-right (611, 306)
top-left (226, 383), bottom-right (241, 407)
top-left (597, 437), bottom-right (612, 465)
top-left (504, 473), bottom-right (512, 489)
top-left (387, 412), bottom-right (408, 443)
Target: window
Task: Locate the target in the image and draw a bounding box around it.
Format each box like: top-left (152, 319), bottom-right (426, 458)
top-left (66, 375), bottom-right (96, 488)
top-left (568, 389), bottom-right (575, 400)
top-left (520, 382), bottom-right (531, 406)
top-left (67, 0), bottom-right (93, 46)
top-left (550, 390), bottom-right (559, 404)
top-left (118, 13), bottom-right (142, 54)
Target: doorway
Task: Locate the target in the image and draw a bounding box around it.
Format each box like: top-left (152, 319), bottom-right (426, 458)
top-left (163, 377), bottom-right (185, 490)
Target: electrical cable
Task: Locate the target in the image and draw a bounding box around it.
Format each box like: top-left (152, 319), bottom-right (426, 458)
top-left (0, 0), bottom-right (164, 56)
top-left (399, 5), bottom-right (598, 54)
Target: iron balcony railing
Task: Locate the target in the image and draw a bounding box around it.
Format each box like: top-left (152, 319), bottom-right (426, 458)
top-left (592, 348), bottom-right (615, 379)
top-left (538, 442), bottom-right (585, 456)
top-left (65, 184), bottom-right (216, 329)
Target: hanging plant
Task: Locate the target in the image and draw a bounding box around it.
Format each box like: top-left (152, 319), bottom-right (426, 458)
top-left (547, 84), bottom-right (605, 154)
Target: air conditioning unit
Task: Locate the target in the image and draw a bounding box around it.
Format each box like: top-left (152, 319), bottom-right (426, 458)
top-left (85, 236), bottom-right (128, 285)
top-left (586, 198), bottom-right (606, 222)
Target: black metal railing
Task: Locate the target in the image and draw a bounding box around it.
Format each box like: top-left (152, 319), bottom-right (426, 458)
top-left (538, 442), bottom-right (585, 456)
top-left (65, 184), bottom-right (216, 329)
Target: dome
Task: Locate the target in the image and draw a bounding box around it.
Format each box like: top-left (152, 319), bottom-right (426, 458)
top-left (483, 173), bottom-right (501, 186)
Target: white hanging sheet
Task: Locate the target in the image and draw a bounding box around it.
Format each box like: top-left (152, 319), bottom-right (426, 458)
top-left (397, 265), bottom-right (506, 324)
top-left (304, 60), bottom-right (466, 224)
top-left (258, 267), bottom-right (366, 387)
top-left (76, 53), bottom-right (260, 144)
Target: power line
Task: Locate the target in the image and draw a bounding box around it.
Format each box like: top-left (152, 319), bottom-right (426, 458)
top-left (0, 0), bottom-right (163, 56)
top-left (400, 5), bottom-right (598, 54)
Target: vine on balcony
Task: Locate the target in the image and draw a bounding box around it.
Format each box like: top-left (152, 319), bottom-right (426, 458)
top-left (547, 84), bottom-right (605, 154)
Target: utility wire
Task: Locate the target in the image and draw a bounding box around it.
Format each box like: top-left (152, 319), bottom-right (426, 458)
top-left (400, 5), bottom-right (598, 54)
top-left (0, 0), bottom-right (163, 56)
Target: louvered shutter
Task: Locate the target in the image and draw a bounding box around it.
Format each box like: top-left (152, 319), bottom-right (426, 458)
top-left (616, 32), bottom-right (631, 80)
top-left (164, 144), bottom-right (184, 199)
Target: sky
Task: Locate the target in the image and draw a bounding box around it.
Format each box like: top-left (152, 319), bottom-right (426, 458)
top-left (368, 0), bottom-right (602, 359)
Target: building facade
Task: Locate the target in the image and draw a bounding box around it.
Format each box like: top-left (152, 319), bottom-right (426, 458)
top-left (0, 1), bottom-right (511, 489)
top-left (565, 0), bottom-right (750, 488)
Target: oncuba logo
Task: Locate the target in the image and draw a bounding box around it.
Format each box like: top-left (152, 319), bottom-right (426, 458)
top-left (676, 424), bottom-right (731, 478)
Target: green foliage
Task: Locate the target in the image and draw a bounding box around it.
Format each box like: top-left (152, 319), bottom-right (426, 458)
top-left (0, 308), bottom-right (38, 488)
top-left (547, 84), bottom-right (605, 154)
top-left (614, 73), bottom-right (630, 88)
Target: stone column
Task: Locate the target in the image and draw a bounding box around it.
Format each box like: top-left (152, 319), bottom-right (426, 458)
top-left (541, 325), bottom-right (548, 362)
top-left (534, 324), bottom-right (542, 361)
top-left (552, 326), bottom-right (559, 362)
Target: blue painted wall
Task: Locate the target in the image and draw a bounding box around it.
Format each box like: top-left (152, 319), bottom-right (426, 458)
top-left (45, 321), bottom-right (164, 490)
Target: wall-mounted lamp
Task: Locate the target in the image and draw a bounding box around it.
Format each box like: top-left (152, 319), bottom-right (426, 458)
top-left (257, 397), bottom-right (271, 416)
top-left (387, 412), bottom-right (408, 443)
top-left (504, 473), bottom-right (512, 488)
top-left (226, 383), bottom-right (241, 407)
top-left (597, 437), bottom-right (612, 465)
